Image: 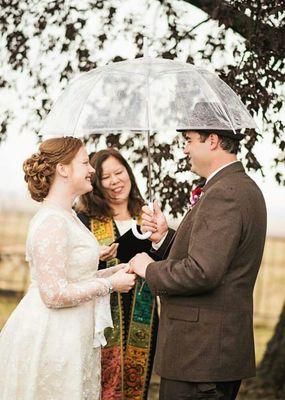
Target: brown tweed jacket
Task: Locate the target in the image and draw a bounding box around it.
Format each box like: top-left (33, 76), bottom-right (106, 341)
top-left (146, 162), bottom-right (267, 382)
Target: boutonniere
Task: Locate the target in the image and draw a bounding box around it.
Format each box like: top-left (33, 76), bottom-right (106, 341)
top-left (190, 186), bottom-right (203, 206)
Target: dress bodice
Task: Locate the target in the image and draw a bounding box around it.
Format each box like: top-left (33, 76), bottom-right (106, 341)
top-left (26, 205), bottom-right (100, 286)
top-left (24, 204), bottom-right (114, 316)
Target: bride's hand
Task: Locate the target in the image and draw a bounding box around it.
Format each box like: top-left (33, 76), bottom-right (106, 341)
top-left (108, 263), bottom-right (129, 274)
top-left (109, 267), bottom-right (136, 293)
top-left (99, 243), bottom-right (119, 261)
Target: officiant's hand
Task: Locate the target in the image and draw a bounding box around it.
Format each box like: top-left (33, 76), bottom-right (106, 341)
top-left (141, 200), bottom-right (168, 243)
top-left (100, 243), bottom-right (119, 261)
top-left (129, 253), bottom-right (154, 278)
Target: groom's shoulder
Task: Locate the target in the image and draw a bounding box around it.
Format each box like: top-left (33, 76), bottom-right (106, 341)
top-left (209, 168), bottom-right (265, 207)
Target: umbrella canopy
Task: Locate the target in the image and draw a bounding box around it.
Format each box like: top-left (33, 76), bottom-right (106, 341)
top-left (41, 56), bottom-right (257, 239)
top-left (41, 57), bottom-right (257, 137)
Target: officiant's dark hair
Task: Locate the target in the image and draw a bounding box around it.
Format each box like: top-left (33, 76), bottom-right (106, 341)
top-left (77, 148), bottom-right (144, 220)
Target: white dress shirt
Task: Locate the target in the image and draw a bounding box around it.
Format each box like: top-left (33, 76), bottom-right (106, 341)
top-left (205, 160), bottom-right (239, 185)
top-left (114, 219), bottom-right (133, 236)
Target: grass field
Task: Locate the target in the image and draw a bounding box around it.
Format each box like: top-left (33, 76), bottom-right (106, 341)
top-left (0, 210), bottom-right (284, 399)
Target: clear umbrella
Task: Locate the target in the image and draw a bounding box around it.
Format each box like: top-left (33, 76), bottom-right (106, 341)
top-left (41, 48), bottom-right (257, 238)
top-left (41, 58), bottom-right (256, 135)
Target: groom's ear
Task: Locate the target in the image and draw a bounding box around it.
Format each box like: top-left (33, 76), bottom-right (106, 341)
top-left (209, 134), bottom-right (220, 150)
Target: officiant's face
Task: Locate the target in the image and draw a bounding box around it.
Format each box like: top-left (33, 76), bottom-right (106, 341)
top-left (101, 156), bottom-right (132, 204)
top-left (183, 131), bottom-right (210, 177)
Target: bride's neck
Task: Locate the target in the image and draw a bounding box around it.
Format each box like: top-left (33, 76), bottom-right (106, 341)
top-left (45, 185), bottom-right (75, 211)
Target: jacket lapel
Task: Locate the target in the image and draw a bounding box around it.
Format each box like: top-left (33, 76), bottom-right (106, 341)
top-left (163, 162), bottom-right (245, 258)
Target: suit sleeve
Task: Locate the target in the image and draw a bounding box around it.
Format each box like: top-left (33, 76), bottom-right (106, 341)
top-left (145, 187), bottom-right (242, 296)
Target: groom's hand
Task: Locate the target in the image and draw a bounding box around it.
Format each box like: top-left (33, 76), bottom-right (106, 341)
top-left (141, 200), bottom-right (168, 243)
top-left (129, 252), bottom-right (154, 278)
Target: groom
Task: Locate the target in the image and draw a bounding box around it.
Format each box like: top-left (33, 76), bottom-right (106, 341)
top-left (130, 123), bottom-right (267, 399)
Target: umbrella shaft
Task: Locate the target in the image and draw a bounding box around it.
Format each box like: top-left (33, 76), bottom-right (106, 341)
top-left (147, 130), bottom-right (152, 202)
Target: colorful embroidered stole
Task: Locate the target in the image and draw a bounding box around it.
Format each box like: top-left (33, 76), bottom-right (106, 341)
top-left (91, 218), bottom-right (155, 400)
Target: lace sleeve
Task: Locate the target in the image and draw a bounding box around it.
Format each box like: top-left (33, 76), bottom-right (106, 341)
top-left (31, 214), bottom-right (110, 309)
top-left (96, 265), bottom-right (125, 278)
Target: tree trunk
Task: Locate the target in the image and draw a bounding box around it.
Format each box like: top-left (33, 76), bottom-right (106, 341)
top-left (258, 303), bottom-right (285, 396)
top-left (241, 303), bottom-right (285, 399)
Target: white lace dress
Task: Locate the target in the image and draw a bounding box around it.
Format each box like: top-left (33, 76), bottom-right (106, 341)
top-left (0, 205), bottom-right (116, 400)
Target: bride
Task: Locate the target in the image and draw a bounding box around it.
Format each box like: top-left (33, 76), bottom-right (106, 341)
top-left (0, 137), bottom-right (136, 400)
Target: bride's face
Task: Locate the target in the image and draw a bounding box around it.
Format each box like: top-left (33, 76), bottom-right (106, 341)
top-left (68, 147), bottom-right (95, 195)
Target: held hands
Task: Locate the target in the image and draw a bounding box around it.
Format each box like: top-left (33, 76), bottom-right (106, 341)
top-left (129, 253), bottom-right (154, 279)
top-left (99, 243), bottom-right (119, 261)
top-left (109, 251), bottom-right (154, 290)
top-left (109, 265), bottom-right (136, 293)
top-left (141, 200), bottom-right (168, 243)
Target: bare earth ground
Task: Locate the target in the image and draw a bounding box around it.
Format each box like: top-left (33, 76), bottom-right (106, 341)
top-left (0, 211), bottom-right (284, 399)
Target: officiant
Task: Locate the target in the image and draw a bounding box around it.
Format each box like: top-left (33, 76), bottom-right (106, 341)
top-left (76, 148), bottom-right (158, 400)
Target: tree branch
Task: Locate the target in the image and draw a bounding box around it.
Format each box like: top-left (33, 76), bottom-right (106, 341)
top-left (181, 0), bottom-right (284, 55)
top-left (188, 17), bottom-right (211, 34)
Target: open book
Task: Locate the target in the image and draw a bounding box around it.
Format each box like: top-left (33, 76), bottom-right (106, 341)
top-left (113, 226), bottom-right (152, 263)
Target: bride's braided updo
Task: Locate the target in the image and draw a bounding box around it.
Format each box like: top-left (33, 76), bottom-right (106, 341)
top-left (23, 137), bottom-right (83, 202)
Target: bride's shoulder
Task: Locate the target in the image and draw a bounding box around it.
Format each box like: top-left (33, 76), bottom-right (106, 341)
top-left (28, 206), bottom-right (68, 235)
top-left (26, 208), bottom-right (70, 253)
top-left (32, 205), bottom-right (65, 220)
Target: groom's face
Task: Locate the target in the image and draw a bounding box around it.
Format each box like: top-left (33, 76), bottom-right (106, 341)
top-left (183, 131), bottom-right (210, 177)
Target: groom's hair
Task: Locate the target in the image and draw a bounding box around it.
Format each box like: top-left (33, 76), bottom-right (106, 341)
top-left (198, 132), bottom-right (240, 155)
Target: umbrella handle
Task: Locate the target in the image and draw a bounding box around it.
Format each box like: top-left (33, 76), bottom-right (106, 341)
top-left (131, 202), bottom-right (153, 240)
